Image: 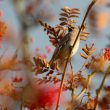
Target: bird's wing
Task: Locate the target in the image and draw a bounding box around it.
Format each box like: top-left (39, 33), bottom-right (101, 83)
top-left (51, 33), bottom-right (70, 60)
top-left (59, 33), bottom-right (70, 46)
top-left (49, 45), bottom-right (60, 65)
top-left (49, 33), bottom-right (70, 64)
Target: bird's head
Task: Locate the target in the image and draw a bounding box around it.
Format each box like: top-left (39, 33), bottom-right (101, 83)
top-left (68, 27), bottom-right (73, 32)
top-left (68, 27), bottom-right (78, 33)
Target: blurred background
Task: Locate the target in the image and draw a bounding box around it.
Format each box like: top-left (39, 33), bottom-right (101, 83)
top-left (0, 0), bottom-right (110, 110)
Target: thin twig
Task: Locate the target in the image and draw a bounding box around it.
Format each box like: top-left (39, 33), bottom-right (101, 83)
top-left (74, 94), bottom-right (88, 110)
top-left (55, 1), bottom-right (96, 110)
top-left (73, 71), bottom-right (96, 110)
top-left (76, 71), bottom-right (96, 100)
top-left (70, 61), bottom-right (75, 104)
top-left (70, 61), bottom-right (73, 74)
top-left (94, 65), bottom-right (110, 110)
top-left (20, 103), bottom-right (22, 110)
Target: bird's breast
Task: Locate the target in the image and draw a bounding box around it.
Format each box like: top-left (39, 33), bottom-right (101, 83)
top-left (70, 38), bottom-right (80, 57)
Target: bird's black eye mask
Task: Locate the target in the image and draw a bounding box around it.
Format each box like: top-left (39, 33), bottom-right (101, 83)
top-left (68, 27), bottom-right (72, 32)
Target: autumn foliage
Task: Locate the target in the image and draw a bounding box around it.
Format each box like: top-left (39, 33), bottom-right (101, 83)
top-left (0, 0), bottom-right (110, 110)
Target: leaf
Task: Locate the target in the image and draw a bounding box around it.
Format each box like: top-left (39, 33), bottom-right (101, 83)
top-left (69, 15), bottom-right (79, 18)
top-left (80, 33), bottom-right (89, 37)
top-left (44, 28), bottom-right (46, 31)
top-left (89, 48), bottom-right (96, 55)
top-left (86, 44), bottom-right (91, 50)
top-left (58, 31), bottom-right (65, 39)
top-left (82, 47), bottom-right (89, 55)
top-left (55, 29), bottom-right (61, 35)
top-left (33, 57), bottom-right (49, 74)
top-left (69, 19), bottom-right (76, 23)
top-left (61, 7), bottom-right (70, 13)
top-left (80, 53), bottom-right (88, 59)
top-left (44, 23), bottom-right (48, 28)
top-left (80, 77), bottom-right (87, 88)
top-left (39, 20), bottom-right (45, 26)
top-left (60, 13), bottom-right (69, 17)
top-left (80, 37), bottom-right (88, 41)
top-left (49, 36), bottom-right (55, 39)
top-left (84, 99), bottom-right (97, 110)
top-left (60, 22), bottom-right (67, 26)
top-left (70, 11), bottom-right (80, 15)
top-left (71, 8), bottom-right (80, 12)
top-left (81, 44), bottom-right (96, 59)
top-left (50, 39), bottom-right (58, 46)
top-left (59, 17), bottom-right (68, 21)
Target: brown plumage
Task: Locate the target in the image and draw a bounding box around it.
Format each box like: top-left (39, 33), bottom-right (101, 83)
top-left (49, 27), bottom-right (80, 65)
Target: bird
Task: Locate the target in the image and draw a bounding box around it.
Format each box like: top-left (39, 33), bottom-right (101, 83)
top-left (49, 27), bottom-right (80, 66)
